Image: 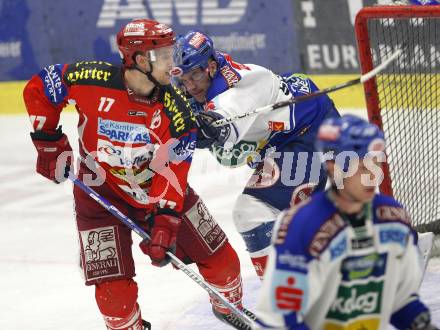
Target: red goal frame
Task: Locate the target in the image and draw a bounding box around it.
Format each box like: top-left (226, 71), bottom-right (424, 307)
top-left (354, 5), bottom-right (440, 197)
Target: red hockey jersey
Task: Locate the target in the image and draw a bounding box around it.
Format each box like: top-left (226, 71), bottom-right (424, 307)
top-left (23, 61), bottom-right (196, 212)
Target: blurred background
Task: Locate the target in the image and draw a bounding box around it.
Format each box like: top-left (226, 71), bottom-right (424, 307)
top-left (1, 1), bottom-right (440, 329)
top-left (0, 0), bottom-right (395, 114)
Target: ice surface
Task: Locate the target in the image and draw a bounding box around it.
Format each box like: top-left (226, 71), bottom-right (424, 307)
top-left (0, 110), bottom-right (438, 329)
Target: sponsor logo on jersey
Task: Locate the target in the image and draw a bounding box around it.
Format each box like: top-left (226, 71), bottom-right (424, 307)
top-left (66, 61), bottom-right (113, 83)
top-left (171, 132), bottom-right (196, 163)
top-left (163, 90), bottom-right (186, 133)
top-left (351, 236), bottom-right (374, 250)
top-left (329, 234), bottom-right (347, 260)
top-left (79, 226), bottom-right (122, 281)
top-left (285, 74), bottom-right (311, 95)
top-left (210, 140), bottom-right (259, 167)
top-left (220, 65), bottom-right (240, 87)
top-left (327, 281), bottom-right (383, 321)
top-left (268, 121), bottom-right (285, 131)
top-left (379, 223), bottom-right (409, 247)
top-left (185, 199), bottom-right (226, 252)
top-left (98, 118), bottom-right (151, 143)
top-left (271, 270), bottom-right (307, 313)
top-left (376, 206), bottom-right (411, 224)
top-left (277, 251), bottom-right (308, 272)
top-left (38, 64), bottom-right (67, 105)
top-left (97, 139), bottom-right (153, 168)
top-left (309, 213), bottom-right (346, 257)
top-left (340, 253), bottom-right (387, 281)
top-left (127, 110), bottom-right (147, 117)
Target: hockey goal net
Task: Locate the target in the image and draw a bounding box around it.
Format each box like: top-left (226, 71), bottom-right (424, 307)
top-left (355, 5), bottom-right (440, 253)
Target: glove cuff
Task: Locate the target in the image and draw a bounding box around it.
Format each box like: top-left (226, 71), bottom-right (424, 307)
top-left (30, 126), bottom-right (64, 141)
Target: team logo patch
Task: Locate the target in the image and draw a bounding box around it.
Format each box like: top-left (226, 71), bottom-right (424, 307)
top-left (188, 32), bottom-right (206, 48)
top-left (80, 226), bottom-right (122, 281)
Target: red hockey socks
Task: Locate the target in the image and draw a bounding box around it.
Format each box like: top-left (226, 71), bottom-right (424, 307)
top-left (197, 242), bottom-right (244, 314)
top-left (95, 279), bottom-right (143, 330)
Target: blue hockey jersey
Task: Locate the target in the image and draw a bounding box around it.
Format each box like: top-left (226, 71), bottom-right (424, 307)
top-left (197, 52), bottom-right (337, 168)
top-left (255, 191), bottom-right (429, 330)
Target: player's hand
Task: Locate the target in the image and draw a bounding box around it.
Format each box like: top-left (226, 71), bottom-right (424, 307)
top-left (410, 311), bottom-right (439, 330)
top-left (195, 111), bottom-right (231, 149)
top-left (139, 213), bottom-right (181, 267)
top-left (30, 126), bottom-right (73, 183)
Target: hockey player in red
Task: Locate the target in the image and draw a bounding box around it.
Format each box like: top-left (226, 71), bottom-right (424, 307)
top-left (23, 19), bottom-right (252, 330)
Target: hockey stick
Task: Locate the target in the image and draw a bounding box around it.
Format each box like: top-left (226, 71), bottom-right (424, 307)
top-left (212, 49), bottom-right (402, 127)
top-left (68, 174), bottom-right (256, 327)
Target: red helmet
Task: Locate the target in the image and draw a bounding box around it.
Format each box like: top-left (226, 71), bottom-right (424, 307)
top-left (117, 19), bottom-right (175, 67)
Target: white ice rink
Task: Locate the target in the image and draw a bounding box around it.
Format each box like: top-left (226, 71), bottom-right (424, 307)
top-left (1, 111), bottom-right (439, 329)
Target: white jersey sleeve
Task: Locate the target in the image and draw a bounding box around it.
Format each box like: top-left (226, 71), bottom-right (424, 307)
top-left (210, 64), bottom-right (293, 148)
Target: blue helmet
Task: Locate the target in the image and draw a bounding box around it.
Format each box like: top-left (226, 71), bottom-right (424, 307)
top-left (316, 114), bottom-right (385, 159)
top-left (171, 31), bottom-right (217, 76)
top-left (409, 0), bottom-right (440, 5)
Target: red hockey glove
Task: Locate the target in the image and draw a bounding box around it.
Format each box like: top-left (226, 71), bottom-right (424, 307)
top-left (30, 126), bottom-right (73, 183)
top-left (139, 213), bottom-right (181, 267)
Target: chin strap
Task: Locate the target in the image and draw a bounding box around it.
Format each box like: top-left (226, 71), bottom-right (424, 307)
top-left (132, 58), bottom-right (164, 88)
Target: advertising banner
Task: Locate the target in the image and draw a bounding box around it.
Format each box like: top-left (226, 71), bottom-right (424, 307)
top-left (0, 0), bottom-right (299, 81)
top-left (294, 0), bottom-right (379, 74)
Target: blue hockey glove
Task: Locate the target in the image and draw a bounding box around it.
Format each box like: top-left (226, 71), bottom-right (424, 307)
top-left (195, 111), bottom-right (231, 149)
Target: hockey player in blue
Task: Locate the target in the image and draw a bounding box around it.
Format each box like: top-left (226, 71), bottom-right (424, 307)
top-left (255, 115), bottom-right (438, 330)
top-left (171, 31), bottom-right (340, 279)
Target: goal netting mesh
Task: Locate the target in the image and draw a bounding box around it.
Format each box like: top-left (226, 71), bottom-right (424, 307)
top-left (355, 5), bottom-right (440, 254)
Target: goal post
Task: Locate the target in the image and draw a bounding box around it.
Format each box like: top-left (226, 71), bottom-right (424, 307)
top-left (354, 5), bottom-right (440, 248)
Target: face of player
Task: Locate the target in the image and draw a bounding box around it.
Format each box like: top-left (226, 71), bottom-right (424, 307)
top-left (178, 67), bottom-right (211, 102)
top-left (149, 46), bottom-right (174, 85)
top-left (331, 157), bottom-right (382, 205)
